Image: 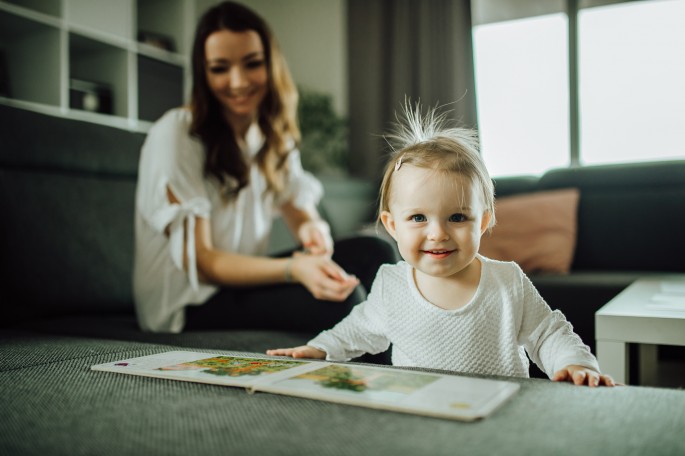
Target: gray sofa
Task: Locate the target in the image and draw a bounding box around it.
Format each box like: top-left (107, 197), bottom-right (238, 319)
top-left (2, 103), bottom-right (685, 456)
top-left (494, 161), bottom-right (685, 352)
top-left (0, 103), bottom-right (319, 352)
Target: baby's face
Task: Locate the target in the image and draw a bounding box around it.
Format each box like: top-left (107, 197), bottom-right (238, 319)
top-left (380, 165), bottom-right (491, 280)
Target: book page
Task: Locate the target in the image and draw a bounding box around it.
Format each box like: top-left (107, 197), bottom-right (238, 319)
top-left (91, 351), bottom-right (319, 388)
top-left (260, 363), bottom-right (520, 421)
top-left (92, 352), bottom-right (520, 421)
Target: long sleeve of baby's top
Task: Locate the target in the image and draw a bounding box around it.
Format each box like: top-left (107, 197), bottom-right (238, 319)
top-left (308, 268), bottom-right (392, 361)
top-left (512, 263), bottom-right (600, 376)
top-left (307, 258), bottom-right (599, 378)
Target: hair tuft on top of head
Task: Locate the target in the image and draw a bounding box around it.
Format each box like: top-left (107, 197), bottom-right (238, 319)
top-left (384, 98), bottom-right (479, 157)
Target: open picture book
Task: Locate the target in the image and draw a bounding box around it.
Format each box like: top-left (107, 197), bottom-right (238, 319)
top-left (91, 351), bottom-right (520, 422)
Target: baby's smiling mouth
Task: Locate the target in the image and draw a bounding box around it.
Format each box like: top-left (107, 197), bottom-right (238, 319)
top-left (421, 249), bottom-right (455, 257)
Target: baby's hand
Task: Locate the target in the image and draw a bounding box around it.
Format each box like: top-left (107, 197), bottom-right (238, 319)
top-left (266, 346), bottom-right (326, 360)
top-left (552, 365), bottom-right (616, 387)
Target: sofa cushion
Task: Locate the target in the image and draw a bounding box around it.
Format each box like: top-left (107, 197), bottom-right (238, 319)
top-left (0, 103), bottom-right (142, 175)
top-left (492, 175), bottom-right (540, 197)
top-left (538, 161), bottom-right (685, 272)
top-left (0, 168), bottom-right (138, 323)
top-left (18, 315), bottom-right (315, 353)
top-left (0, 104), bottom-right (145, 325)
top-left (480, 188), bottom-right (579, 274)
top-left (18, 314), bottom-right (393, 365)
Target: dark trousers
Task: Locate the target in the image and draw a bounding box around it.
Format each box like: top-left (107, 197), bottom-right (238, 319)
top-left (185, 235), bottom-right (398, 334)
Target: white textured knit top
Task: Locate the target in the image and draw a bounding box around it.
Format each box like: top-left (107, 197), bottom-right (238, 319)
top-left (133, 108), bottom-right (322, 333)
top-left (309, 256), bottom-right (599, 378)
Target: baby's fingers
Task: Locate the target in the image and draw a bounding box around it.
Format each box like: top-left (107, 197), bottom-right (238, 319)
top-left (552, 369), bottom-right (571, 383)
top-left (599, 374), bottom-right (617, 387)
top-left (267, 346), bottom-right (325, 360)
top-left (551, 367), bottom-right (587, 384)
top-left (571, 370), bottom-right (587, 385)
top-left (553, 366), bottom-right (617, 387)
top-left (266, 348), bottom-right (295, 357)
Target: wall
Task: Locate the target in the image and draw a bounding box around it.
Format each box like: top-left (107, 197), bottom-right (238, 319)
top-left (195, 0), bottom-right (348, 115)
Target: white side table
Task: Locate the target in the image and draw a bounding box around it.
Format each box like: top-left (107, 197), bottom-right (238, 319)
top-left (595, 276), bottom-right (685, 385)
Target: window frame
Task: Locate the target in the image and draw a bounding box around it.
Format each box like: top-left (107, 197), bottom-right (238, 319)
top-left (472, 0), bottom-right (684, 174)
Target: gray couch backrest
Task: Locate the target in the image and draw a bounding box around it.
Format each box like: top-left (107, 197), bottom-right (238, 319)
top-left (0, 104), bottom-right (145, 324)
top-left (541, 162), bottom-right (685, 271)
top-left (494, 161), bottom-right (685, 272)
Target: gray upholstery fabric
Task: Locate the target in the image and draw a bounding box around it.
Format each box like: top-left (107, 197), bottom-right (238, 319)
top-left (18, 315), bottom-right (390, 366)
top-left (0, 103), bottom-right (143, 176)
top-left (492, 175), bottom-right (540, 196)
top-left (0, 104), bottom-right (143, 324)
top-left (2, 335), bottom-right (684, 456)
top-left (538, 161), bottom-right (685, 271)
top-left (20, 315), bottom-right (316, 354)
top-left (492, 160), bottom-right (685, 272)
top-left (0, 169), bottom-right (137, 320)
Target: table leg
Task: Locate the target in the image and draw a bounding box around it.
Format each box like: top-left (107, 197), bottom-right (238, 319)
top-left (596, 340), bottom-right (629, 384)
top-left (638, 344), bottom-right (658, 386)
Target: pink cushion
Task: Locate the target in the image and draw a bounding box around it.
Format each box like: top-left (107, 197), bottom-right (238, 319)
top-left (479, 188), bottom-right (580, 274)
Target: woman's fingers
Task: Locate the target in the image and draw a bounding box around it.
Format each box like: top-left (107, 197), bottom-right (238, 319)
top-left (293, 253), bottom-right (359, 301)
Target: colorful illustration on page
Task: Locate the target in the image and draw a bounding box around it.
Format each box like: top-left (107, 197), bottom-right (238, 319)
top-left (158, 356), bottom-right (305, 377)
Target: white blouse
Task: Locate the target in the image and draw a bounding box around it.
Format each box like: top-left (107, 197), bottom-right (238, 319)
top-left (133, 108), bottom-right (323, 332)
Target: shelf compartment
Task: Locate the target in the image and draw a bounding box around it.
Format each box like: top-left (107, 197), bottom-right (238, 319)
top-left (137, 55), bottom-right (183, 122)
top-left (2, 0), bottom-right (62, 18)
top-left (0, 10), bottom-right (61, 106)
top-left (69, 32), bottom-right (128, 117)
top-left (137, 0), bottom-right (188, 56)
top-left (66, 0), bottom-right (133, 42)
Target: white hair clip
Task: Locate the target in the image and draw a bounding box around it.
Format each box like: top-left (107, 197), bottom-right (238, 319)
top-left (395, 157), bottom-right (403, 171)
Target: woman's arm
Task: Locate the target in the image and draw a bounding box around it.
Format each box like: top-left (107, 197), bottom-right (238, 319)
top-left (167, 186), bottom-right (358, 300)
top-left (165, 186), bottom-right (287, 286)
top-left (279, 200), bottom-right (333, 256)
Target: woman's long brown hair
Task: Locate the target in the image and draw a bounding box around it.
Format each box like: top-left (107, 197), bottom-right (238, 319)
top-left (190, 1), bottom-right (300, 197)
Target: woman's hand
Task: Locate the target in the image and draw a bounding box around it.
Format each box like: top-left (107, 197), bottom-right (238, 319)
top-left (266, 345), bottom-right (326, 359)
top-left (297, 220), bottom-right (333, 256)
top-left (290, 252), bottom-right (359, 301)
top-left (552, 365), bottom-right (617, 387)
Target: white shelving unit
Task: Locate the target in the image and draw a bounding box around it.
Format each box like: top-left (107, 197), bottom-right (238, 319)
top-left (0, 0), bottom-right (195, 132)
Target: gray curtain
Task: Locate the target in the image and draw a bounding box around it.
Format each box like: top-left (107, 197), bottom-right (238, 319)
top-left (347, 0), bottom-right (478, 181)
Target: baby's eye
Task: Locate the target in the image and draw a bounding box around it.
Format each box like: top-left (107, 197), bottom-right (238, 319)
top-left (449, 213), bottom-right (467, 222)
top-left (411, 214), bottom-right (427, 223)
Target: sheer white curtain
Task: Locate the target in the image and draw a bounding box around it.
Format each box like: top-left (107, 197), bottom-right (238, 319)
top-left (347, 0), bottom-right (478, 180)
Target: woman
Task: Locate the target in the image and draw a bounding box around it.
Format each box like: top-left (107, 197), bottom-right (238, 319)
top-left (133, 1), bottom-right (395, 333)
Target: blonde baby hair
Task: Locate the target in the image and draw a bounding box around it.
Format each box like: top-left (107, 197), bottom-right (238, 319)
top-left (378, 100), bottom-right (496, 230)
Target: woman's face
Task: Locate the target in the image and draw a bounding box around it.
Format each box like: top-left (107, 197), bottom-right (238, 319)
top-left (204, 29), bottom-right (268, 124)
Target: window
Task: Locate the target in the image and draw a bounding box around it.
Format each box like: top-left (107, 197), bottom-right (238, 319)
top-left (472, 0), bottom-right (685, 177)
top-left (578, 0), bottom-right (685, 165)
top-left (473, 13), bottom-right (569, 177)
